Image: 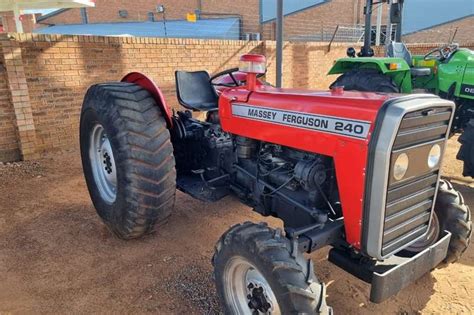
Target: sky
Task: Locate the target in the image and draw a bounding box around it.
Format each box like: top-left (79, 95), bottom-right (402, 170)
top-left (403, 0), bottom-right (474, 34)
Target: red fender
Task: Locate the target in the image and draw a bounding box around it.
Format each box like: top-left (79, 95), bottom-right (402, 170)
top-left (121, 72), bottom-right (173, 128)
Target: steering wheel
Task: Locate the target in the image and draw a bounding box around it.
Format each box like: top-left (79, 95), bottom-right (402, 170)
top-left (210, 67), bottom-right (266, 87)
top-left (210, 68), bottom-right (241, 87)
top-left (424, 44), bottom-right (459, 61)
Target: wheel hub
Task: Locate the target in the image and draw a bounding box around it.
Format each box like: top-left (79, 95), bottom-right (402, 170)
top-left (89, 124), bottom-right (117, 204)
top-left (247, 283), bottom-right (272, 313)
top-left (224, 256), bottom-right (281, 315)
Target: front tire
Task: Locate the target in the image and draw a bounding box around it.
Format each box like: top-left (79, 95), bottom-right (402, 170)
top-left (80, 83), bottom-right (176, 239)
top-left (436, 180), bottom-right (472, 264)
top-left (212, 222), bottom-right (331, 314)
top-left (457, 119), bottom-right (474, 178)
top-left (404, 180), bottom-right (471, 265)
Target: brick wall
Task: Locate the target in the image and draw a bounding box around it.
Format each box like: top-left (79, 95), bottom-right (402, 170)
top-left (0, 33), bottom-right (267, 159)
top-left (262, 0), bottom-right (367, 40)
top-left (38, 0), bottom-right (201, 26)
top-left (0, 40), bottom-right (20, 161)
top-left (0, 33), bottom-right (473, 162)
top-left (264, 41), bottom-right (353, 89)
top-left (0, 12), bottom-right (39, 33)
top-left (0, 34), bottom-right (38, 161)
top-left (36, 0), bottom-right (392, 41)
top-left (199, 0), bottom-right (260, 34)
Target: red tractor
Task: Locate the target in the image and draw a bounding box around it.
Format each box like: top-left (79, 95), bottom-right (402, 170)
top-left (80, 54), bottom-right (471, 314)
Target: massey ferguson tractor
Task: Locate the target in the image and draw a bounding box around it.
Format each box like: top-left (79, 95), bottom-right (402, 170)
top-left (80, 53), bottom-right (472, 314)
top-left (330, 0), bottom-right (474, 179)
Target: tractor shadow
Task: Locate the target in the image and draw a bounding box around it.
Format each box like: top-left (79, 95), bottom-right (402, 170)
top-left (313, 247), bottom-right (436, 314)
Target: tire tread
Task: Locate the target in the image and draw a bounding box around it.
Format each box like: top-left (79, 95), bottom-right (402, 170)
top-left (80, 82), bottom-right (176, 239)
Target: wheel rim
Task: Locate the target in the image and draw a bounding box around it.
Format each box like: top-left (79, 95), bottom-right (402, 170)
top-left (406, 212), bottom-right (440, 252)
top-left (224, 256), bottom-right (281, 315)
top-left (89, 124), bottom-right (117, 204)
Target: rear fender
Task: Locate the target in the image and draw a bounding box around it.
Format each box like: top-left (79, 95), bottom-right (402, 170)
top-left (121, 72), bottom-right (173, 128)
top-left (328, 57), bottom-right (412, 93)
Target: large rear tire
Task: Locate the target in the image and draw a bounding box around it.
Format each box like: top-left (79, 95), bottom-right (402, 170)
top-left (80, 82), bottom-right (176, 239)
top-left (212, 222), bottom-right (332, 314)
top-left (457, 119), bottom-right (474, 178)
top-left (330, 69), bottom-right (399, 93)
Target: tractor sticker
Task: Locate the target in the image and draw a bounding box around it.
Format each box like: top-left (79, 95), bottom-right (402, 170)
top-left (460, 84), bottom-right (474, 97)
top-left (232, 103), bottom-right (371, 139)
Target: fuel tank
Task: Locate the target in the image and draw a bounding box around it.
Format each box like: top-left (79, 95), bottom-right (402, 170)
top-left (219, 85), bottom-right (398, 248)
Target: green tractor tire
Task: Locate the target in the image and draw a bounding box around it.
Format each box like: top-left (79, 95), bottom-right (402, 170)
top-left (457, 119), bottom-right (474, 178)
top-left (330, 69), bottom-right (399, 93)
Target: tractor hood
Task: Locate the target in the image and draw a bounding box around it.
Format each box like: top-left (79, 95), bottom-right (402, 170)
top-left (219, 85), bottom-right (394, 149)
top-left (219, 85), bottom-right (453, 252)
top-left (219, 85), bottom-right (397, 248)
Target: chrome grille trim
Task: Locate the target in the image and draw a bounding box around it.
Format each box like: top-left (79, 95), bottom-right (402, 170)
top-left (363, 95), bottom-right (455, 260)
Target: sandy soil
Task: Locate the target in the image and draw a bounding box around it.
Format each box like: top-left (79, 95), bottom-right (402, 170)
top-left (0, 138), bottom-right (472, 314)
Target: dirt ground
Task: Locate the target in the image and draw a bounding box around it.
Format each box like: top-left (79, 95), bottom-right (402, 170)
top-left (0, 137), bottom-right (472, 314)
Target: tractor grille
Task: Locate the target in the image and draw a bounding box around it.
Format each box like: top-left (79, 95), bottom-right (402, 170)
top-left (381, 106), bottom-right (453, 256)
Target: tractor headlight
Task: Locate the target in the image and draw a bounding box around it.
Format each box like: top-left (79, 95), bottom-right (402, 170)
top-left (427, 144), bottom-right (441, 169)
top-left (393, 153), bottom-right (409, 181)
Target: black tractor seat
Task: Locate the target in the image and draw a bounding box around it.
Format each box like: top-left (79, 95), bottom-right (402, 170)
top-left (387, 42), bottom-right (431, 77)
top-left (175, 70), bottom-right (218, 111)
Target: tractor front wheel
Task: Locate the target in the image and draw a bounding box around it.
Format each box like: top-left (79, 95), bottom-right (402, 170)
top-left (404, 180), bottom-right (471, 265)
top-left (435, 180), bottom-right (472, 264)
top-left (80, 82), bottom-right (176, 239)
top-left (457, 119), bottom-right (474, 178)
top-left (212, 222), bottom-right (332, 314)
top-left (330, 69), bottom-right (399, 93)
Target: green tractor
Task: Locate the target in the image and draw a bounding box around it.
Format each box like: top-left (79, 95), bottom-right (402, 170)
top-left (329, 0), bottom-right (474, 177)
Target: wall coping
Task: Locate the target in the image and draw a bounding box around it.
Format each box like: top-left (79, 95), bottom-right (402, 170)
top-left (1, 32), bottom-right (471, 49)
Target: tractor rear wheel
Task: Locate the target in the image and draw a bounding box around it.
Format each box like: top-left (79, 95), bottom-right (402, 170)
top-left (80, 82), bottom-right (176, 239)
top-left (457, 119), bottom-right (474, 178)
top-left (212, 222), bottom-right (332, 315)
top-left (330, 69), bottom-right (399, 93)
top-left (404, 180), bottom-right (471, 265)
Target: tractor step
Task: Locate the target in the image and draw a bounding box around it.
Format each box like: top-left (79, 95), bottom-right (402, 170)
top-left (177, 175), bottom-right (229, 202)
top-left (328, 230), bottom-right (451, 303)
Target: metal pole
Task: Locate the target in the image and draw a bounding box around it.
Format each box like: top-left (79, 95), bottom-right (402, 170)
top-left (163, 11), bottom-right (168, 37)
top-left (13, 5), bottom-right (24, 33)
top-left (276, 0), bottom-right (283, 88)
top-left (396, 0), bottom-right (404, 42)
top-left (385, 0), bottom-right (393, 49)
top-left (80, 8), bottom-right (89, 24)
top-left (375, 3), bottom-right (382, 46)
top-left (362, 0), bottom-right (373, 56)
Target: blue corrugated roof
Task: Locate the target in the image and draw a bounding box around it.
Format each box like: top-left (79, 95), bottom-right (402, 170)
top-left (34, 18), bottom-right (240, 39)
